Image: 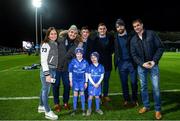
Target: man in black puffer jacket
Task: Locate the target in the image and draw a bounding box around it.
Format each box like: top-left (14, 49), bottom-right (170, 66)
top-left (53, 25), bottom-right (80, 112)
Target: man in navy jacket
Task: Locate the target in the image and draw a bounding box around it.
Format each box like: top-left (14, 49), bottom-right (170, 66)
top-left (114, 18), bottom-right (138, 107)
top-left (130, 19), bottom-right (164, 120)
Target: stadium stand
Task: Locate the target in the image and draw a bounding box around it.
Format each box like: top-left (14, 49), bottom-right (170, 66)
top-left (0, 45), bottom-right (23, 56)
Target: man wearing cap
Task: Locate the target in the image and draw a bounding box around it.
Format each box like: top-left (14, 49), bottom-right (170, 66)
top-left (114, 18), bottom-right (138, 107)
top-left (52, 25), bottom-right (81, 112)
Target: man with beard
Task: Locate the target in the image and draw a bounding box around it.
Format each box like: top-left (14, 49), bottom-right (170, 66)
top-left (114, 18), bottom-right (138, 107)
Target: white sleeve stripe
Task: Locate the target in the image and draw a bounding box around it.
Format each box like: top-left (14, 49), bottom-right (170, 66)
top-left (41, 43), bottom-right (50, 72)
top-left (97, 74), bottom-right (104, 85)
top-left (69, 72), bottom-right (72, 82)
top-left (88, 74), bottom-right (95, 86)
top-left (85, 73), bottom-right (88, 82)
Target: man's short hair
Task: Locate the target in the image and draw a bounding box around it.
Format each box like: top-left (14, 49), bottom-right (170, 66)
top-left (98, 22), bottom-right (106, 28)
top-left (132, 18), bottom-right (143, 25)
top-left (81, 26), bottom-right (89, 31)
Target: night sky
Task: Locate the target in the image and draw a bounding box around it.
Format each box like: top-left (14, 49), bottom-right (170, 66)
top-left (0, 0), bottom-right (180, 47)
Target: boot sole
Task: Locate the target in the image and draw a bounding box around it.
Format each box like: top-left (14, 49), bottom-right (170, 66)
top-left (45, 115), bottom-right (58, 120)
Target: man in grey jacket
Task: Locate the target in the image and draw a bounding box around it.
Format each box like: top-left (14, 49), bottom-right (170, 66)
top-left (52, 25), bottom-right (80, 112)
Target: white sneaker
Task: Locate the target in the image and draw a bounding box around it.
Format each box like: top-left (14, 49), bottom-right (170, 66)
top-left (86, 109), bottom-right (92, 116)
top-left (96, 109), bottom-right (104, 115)
top-left (38, 105), bottom-right (45, 113)
top-left (45, 111), bottom-right (58, 120)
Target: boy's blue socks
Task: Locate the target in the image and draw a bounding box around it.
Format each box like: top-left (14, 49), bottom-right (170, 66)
top-left (95, 98), bottom-right (100, 110)
top-left (88, 99), bottom-right (92, 110)
top-left (80, 94), bottom-right (85, 110)
top-left (73, 96), bottom-right (78, 110)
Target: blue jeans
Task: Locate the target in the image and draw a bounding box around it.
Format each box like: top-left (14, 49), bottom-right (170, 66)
top-left (103, 71), bottom-right (111, 97)
top-left (138, 65), bottom-right (161, 111)
top-left (52, 70), bottom-right (70, 104)
top-left (118, 61), bottom-right (138, 102)
top-left (39, 68), bottom-right (56, 112)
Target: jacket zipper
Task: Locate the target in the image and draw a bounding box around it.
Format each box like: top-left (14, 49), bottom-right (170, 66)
top-left (49, 56), bottom-right (54, 63)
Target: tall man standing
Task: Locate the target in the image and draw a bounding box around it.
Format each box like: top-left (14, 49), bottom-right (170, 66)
top-left (92, 23), bottom-right (114, 102)
top-left (114, 18), bottom-right (138, 107)
top-left (130, 19), bottom-right (164, 120)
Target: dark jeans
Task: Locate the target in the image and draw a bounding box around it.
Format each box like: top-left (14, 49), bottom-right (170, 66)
top-left (118, 61), bottom-right (138, 102)
top-left (84, 86), bottom-right (88, 101)
top-left (103, 71), bottom-right (111, 97)
top-left (52, 70), bottom-right (70, 105)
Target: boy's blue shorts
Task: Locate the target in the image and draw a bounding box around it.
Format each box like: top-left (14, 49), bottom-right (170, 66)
top-left (88, 85), bottom-right (101, 96)
top-left (73, 81), bottom-right (85, 92)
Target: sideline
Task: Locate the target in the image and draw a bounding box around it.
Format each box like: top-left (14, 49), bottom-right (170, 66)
top-left (0, 89), bottom-right (180, 100)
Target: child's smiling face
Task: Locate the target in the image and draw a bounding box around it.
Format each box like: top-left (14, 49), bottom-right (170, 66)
top-left (91, 55), bottom-right (98, 64)
top-left (76, 52), bottom-right (83, 60)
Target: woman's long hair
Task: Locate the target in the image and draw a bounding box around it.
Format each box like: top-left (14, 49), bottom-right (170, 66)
top-left (41, 27), bottom-right (58, 44)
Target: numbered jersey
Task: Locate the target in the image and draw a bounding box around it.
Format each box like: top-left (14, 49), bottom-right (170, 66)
top-left (68, 58), bottom-right (89, 82)
top-left (41, 42), bottom-right (58, 75)
top-left (88, 64), bottom-right (105, 85)
top-left (88, 64), bottom-right (104, 96)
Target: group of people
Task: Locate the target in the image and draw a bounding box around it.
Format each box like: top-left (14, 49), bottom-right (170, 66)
top-left (38, 18), bottom-right (164, 120)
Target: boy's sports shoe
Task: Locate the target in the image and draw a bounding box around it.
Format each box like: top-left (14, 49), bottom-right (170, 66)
top-left (70, 110), bottom-right (77, 116)
top-left (82, 110), bottom-right (86, 116)
top-left (38, 105), bottom-right (45, 113)
top-left (96, 109), bottom-right (103, 115)
top-left (45, 111), bottom-right (58, 120)
top-left (86, 109), bottom-right (92, 116)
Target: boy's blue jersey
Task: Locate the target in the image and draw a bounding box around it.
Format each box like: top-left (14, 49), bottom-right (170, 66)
top-left (88, 64), bottom-right (104, 96)
top-left (88, 64), bottom-right (105, 85)
top-left (68, 58), bottom-right (89, 82)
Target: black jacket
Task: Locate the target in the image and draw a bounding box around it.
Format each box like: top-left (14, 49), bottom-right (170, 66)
top-left (57, 34), bottom-right (79, 71)
top-left (114, 31), bottom-right (136, 70)
top-left (79, 37), bottom-right (94, 64)
top-left (91, 32), bottom-right (114, 71)
top-left (130, 30), bottom-right (164, 66)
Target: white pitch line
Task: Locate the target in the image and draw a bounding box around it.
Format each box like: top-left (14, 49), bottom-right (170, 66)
top-left (0, 89), bottom-right (180, 101)
top-left (0, 96), bottom-right (62, 100)
top-left (0, 66), bottom-right (21, 73)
